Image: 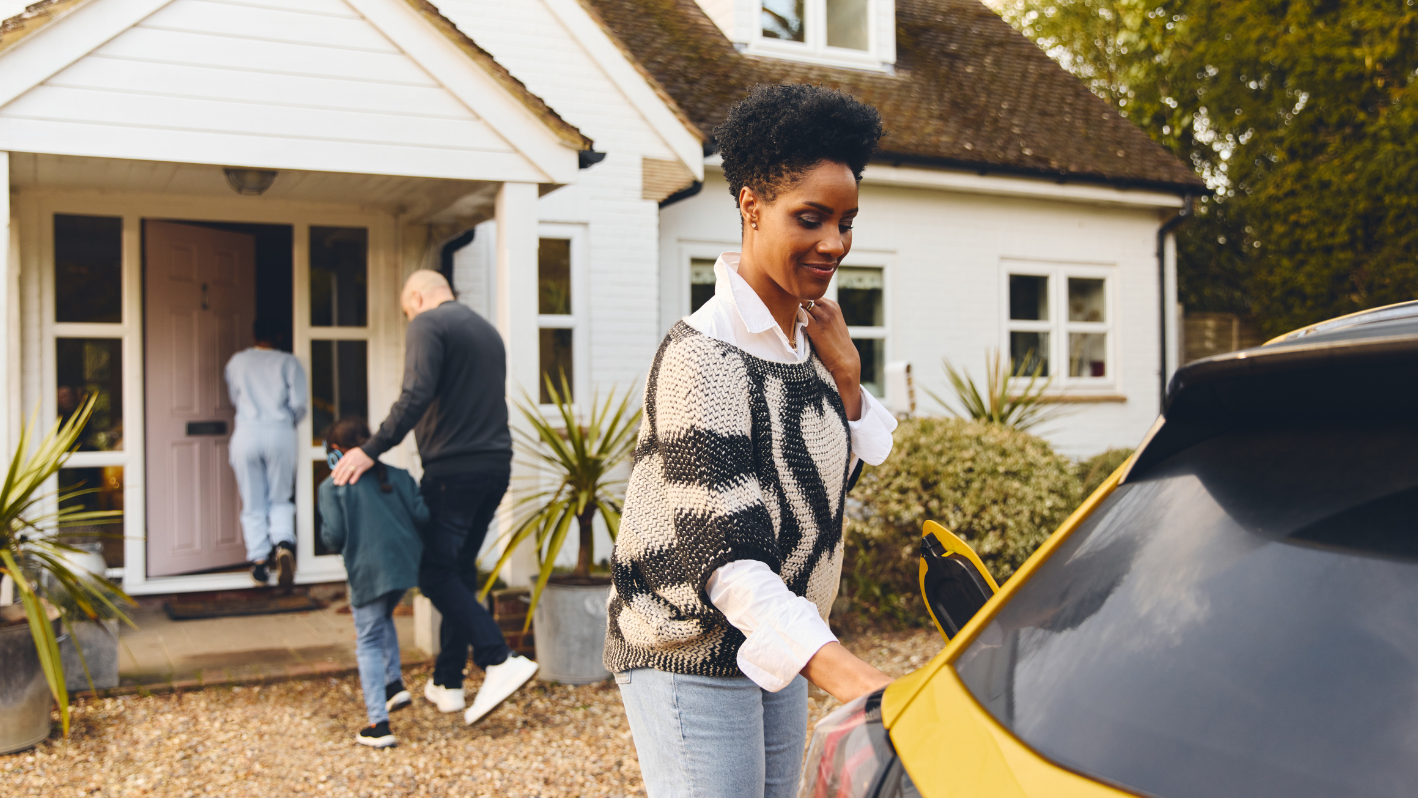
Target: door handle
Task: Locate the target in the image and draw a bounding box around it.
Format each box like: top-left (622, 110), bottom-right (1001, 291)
top-left (201, 283), bottom-right (209, 310)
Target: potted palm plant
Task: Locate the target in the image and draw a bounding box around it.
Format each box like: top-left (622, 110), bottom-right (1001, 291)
top-left (1, 398), bottom-right (132, 753)
top-left (479, 373), bottom-right (639, 684)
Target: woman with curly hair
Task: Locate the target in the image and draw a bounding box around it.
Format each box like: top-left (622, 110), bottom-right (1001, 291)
top-left (604, 84), bottom-right (899, 797)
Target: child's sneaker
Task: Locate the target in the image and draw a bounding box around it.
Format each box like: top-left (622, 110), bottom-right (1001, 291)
top-left (385, 680), bottom-right (411, 713)
top-left (251, 561), bottom-right (269, 585)
top-left (355, 720), bottom-right (396, 748)
top-left (423, 679), bottom-right (465, 713)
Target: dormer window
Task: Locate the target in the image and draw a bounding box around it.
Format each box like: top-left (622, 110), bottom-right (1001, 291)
top-left (762, 0), bottom-right (870, 50)
top-left (697, 0), bottom-right (893, 70)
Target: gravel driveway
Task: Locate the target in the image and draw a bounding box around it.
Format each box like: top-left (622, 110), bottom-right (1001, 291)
top-left (4, 628), bottom-right (941, 797)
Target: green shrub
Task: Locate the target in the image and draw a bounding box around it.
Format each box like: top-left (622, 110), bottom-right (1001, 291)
top-left (1077, 447), bottom-right (1134, 498)
top-left (839, 417), bottom-right (1082, 626)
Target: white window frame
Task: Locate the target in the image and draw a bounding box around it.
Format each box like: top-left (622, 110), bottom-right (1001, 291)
top-left (1001, 259), bottom-right (1119, 393)
top-left (536, 223), bottom-right (589, 411)
top-left (679, 241), bottom-right (737, 319)
top-left (826, 255), bottom-right (892, 401)
top-left (750, 0), bottom-right (888, 71)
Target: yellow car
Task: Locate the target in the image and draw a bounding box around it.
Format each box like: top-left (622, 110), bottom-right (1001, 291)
top-left (800, 301), bottom-right (1418, 798)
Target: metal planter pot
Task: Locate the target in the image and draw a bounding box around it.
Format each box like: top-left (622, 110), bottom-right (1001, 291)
top-left (0, 618), bottom-right (62, 754)
top-left (532, 581), bottom-right (611, 684)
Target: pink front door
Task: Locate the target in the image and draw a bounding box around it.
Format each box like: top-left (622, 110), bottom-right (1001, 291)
top-left (144, 221), bottom-right (255, 577)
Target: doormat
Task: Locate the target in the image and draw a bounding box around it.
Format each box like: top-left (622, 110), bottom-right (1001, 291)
top-left (163, 594), bottom-right (324, 621)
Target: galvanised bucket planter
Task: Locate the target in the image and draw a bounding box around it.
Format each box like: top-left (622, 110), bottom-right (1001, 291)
top-left (0, 615), bottom-right (62, 754)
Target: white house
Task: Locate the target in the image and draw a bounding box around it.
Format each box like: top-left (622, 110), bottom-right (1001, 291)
top-left (443, 0), bottom-right (1204, 457)
top-left (0, 0), bottom-right (601, 594)
top-left (1, 0), bottom-right (1203, 596)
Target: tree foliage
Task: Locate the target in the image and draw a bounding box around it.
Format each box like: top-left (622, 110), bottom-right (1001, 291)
top-left (992, 0), bottom-right (1418, 335)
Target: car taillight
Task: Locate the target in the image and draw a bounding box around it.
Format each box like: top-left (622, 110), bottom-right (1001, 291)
top-left (798, 689), bottom-right (920, 798)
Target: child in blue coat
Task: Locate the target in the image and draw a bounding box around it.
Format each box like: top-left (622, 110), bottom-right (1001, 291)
top-left (319, 417), bottom-right (428, 748)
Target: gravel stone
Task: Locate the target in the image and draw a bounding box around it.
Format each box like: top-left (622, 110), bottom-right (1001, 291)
top-left (3, 628), bottom-right (941, 797)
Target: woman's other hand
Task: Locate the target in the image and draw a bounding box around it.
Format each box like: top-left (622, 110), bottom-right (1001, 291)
top-left (801, 642), bottom-right (894, 704)
top-left (803, 298), bottom-right (863, 421)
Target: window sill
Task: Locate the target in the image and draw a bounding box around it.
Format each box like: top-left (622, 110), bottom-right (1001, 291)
top-left (1016, 394), bottom-right (1128, 405)
top-left (743, 41), bottom-right (893, 73)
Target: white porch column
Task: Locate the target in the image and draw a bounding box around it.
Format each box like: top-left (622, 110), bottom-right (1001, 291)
top-left (494, 182), bottom-right (540, 588)
top-left (0, 152), bottom-right (13, 457)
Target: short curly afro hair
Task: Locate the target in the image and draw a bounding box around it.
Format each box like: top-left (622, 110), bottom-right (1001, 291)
top-left (716, 83), bottom-right (884, 209)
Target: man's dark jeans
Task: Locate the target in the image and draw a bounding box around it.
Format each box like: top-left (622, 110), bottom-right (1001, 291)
top-left (420, 471), bottom-right (512, 688)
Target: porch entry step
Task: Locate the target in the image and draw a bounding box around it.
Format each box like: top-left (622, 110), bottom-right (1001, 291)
top-left (163, 593), bottom-right (324, 620)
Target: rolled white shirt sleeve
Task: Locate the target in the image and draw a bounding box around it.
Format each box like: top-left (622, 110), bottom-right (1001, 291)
top-left (847, 390), bottom-right (898, 467)
top-left (707, 559), bottom-right (838, 692)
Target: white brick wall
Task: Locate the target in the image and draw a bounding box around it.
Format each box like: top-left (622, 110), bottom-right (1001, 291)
top-left (661, 170), bottom-right (1166, 458)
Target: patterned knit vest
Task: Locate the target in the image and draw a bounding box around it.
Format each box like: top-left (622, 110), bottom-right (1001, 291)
top-left (603, 321), bottom-right (853, 677)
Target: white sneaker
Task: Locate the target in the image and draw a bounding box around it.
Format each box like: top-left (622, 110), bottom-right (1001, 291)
top-left (464, 654), bottom-right (538, 726)
top-left (423, 679), bottom-right (465, 713)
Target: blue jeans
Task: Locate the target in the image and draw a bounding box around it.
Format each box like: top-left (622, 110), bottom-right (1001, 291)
top-left (229, 423), bottom-right (298, 562)
top-left (616, 668), bottom-right (809, 798)
top-left (419, 471), bottom-right (512, 685)
top-left (352, 590), bottom-right (405, 725)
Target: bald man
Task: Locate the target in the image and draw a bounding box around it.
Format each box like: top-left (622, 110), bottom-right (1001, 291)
top-left (331, 270), bottom-right (537, 725)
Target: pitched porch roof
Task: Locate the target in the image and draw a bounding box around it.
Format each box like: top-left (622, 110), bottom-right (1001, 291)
top-left (0, 0), bottom-right (591, 185)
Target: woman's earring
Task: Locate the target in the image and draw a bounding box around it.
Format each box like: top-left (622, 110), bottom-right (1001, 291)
top-left (750, 220), bottom-right (758, 230)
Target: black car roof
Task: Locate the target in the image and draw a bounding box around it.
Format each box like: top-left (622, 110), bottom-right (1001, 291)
top-left (1127, 301), bottom-right (1418, 480)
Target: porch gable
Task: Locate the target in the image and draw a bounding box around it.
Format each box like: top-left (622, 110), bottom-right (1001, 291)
top-left (0, 0), bottom-right (588, 184)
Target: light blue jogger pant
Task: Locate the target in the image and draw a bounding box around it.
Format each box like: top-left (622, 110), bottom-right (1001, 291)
top-left (228, 423), bottom-right (298, 562)
top-left (615, 668), bottom-right (809, 798)
top-left (352, 590), bottom-right (405, 725)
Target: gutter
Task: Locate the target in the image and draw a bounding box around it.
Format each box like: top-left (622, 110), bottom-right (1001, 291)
top-left (1157, 194), bottom-right (1195, 413)
top-left (874, 150), bottom-right (1210, 197)
top-left (659, 180), bottom-right (703, 208)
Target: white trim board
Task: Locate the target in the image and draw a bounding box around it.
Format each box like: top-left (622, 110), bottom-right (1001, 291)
top-left (541, 0), bottom-right (704, 180)
top-left (700, 155), bottom-right (1186, 209)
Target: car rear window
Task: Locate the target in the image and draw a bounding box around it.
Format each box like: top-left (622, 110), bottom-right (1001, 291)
top-left (955, 422), bottom-right (1418, 798)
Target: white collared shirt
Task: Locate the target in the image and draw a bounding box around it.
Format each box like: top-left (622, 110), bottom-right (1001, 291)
top-left (688, 252), bottom-right (897, 691)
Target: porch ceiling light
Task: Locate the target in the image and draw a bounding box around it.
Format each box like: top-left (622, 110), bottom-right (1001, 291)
top-left (223, 167), bottom-right (278, 196)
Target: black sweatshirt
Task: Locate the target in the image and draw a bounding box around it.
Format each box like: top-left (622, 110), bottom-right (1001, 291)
top-left (361, 301), bottom-right (512, 477)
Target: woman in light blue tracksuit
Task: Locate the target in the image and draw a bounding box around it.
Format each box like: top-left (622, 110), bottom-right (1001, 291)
top-left (225, 317), bottom-right (307, 586)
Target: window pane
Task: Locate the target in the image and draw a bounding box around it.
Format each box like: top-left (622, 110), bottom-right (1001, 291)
top-left (838, 266), bottom-right (884, 327)
top-left (1068, 278), bottom-right (1106, 322)
top-left (539, 328), bottom-right (574, 404)
top-left (853, 338), bottom-right (885, 398)
top-left (1010, 331), bottom-right (1050, 377)
top-left (1069, 333), bottom-right (1107, 378)
top-left (310, 340), bottom-right (368, 445)
top-left (55, 214), bottom-right (123, 324)
top-left (310, 227), bottom-right (368, 327)
top-left (58, 467), bottom-right (124, 568)
top-left (690, 258), bottom-right (717, 313)
top-left (826, 0), bottom-right (869, 50)
top-left (56, 338), bottom-right (124, 451)
top-left (313, 459), bottom-right (333, 557)
top-left (762, 0), bottom-right (805, 41)
top-left (1009, 274), bottom-right (1049, 321)
top-left (539, 238), bottom-right (572, 315)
